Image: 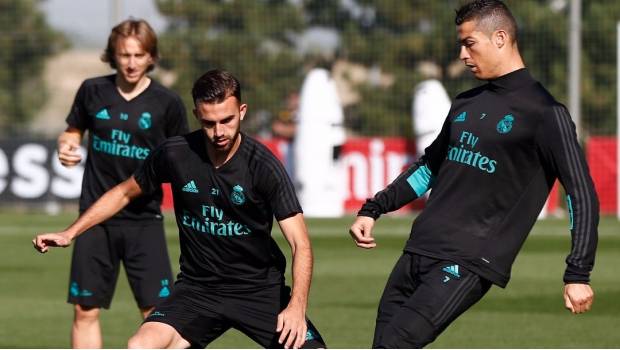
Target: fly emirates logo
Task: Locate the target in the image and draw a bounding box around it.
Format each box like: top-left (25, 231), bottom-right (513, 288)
top-left (181, 204), bottom-right (252, 237)
top-left (446, 131), bottom-right (497, 174)
top-left (92, 129), bottom-right (150, 160)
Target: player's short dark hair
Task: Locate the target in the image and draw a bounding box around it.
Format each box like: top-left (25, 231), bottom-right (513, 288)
top-left (192, 69), bottom-right (242, 105)
top-left (455, 0), bottom-right (518, 43)
top-left (101, 19), bottom-right (159, 72)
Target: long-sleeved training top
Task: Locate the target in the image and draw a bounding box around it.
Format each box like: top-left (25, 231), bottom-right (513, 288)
top-left (359, 68), bottom-right (599, 288)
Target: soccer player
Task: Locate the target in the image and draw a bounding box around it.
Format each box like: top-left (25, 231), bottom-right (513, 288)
top-left (51, 19), bottom-right (188, 348)
top-left (349, 0), bottom-right (599, 347)
top-left (34, 69), bottom-right (326, 349)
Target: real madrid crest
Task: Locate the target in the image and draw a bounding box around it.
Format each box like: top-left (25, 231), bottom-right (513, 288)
top-left (496, 114), bottom-right (514, 134)
top-left (139, 112), bottom-right (152, 130)
top-left (231, 185), bottom-right (246, 205)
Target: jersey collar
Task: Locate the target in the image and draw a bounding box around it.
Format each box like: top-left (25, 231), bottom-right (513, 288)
top-left (487, 68), bottom-right (534, 94)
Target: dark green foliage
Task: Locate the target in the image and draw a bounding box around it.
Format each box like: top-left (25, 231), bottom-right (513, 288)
top-left (156, 0), bottom-right (306, 132)
top-left (0, 0), bottom-right (67, 135)
top-left (154, 1), bottom-right (616, 136)
top-left (581, 1), bottom-right (620, 135)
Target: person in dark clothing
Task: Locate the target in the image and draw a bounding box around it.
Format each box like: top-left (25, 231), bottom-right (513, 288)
top-left (48, 19), bottom-right (188, 348)
top-left (349, 1), bottom-right (599, 348)
top-left (34, 69), bottom-right (326, 349)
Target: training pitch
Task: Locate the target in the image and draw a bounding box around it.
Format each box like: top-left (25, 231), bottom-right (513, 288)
top-left (1, 212), bottom-right (619, 348)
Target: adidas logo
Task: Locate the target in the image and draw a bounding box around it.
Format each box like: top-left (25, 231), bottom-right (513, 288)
top-left (442, 264), bottom-right (460, 278)
top-left (95, 108), bottom-right (111, 120)
top-left (158, 279), bottom-right (170, 298)
top-left (453, 111), bottom-right (467, 123)
top-left (70, 282), bottom-right (94, 297)
top-left (182, 180), bottom-right (199, 193)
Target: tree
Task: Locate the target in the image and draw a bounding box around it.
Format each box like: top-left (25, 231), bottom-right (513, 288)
top-left (303, 0), bottom-right (578, 137)
top-left (155, 0), bottom-right (616, 137)
top-left (319, 0), bottom-right (467, 137)
top-left (582, 0), bottom-right (620, 135)
top-left (0, 0), bottom-right (66, 135)
top-left (156, 0), bottom-right (306, 134)
top-left (305, 0), bottom-right (620, 138)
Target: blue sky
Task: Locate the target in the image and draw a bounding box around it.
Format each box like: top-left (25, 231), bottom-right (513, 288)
top-left (39, 0), bottom-right (341, 55)
top-left (40, 0), bottom-right (167, 48)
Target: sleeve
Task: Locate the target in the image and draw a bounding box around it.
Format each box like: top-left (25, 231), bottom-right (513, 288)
top-left (165, 94), bottom-right (190, 137)
top-left (65, 82), bottom-right (91, 131)
top-left (133, 143), bottom-right (170, 195)
top-left (537, 105), bottom-right (599, 284)
top-left (256, 152), bottom-right (302, 221)
top-left (358, 114), bottom-right (451, 219)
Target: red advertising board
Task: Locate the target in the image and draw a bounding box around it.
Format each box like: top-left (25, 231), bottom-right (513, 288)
top-left (587, 136), bottom-right (617, 214)
top-left (0, 137), bottom-right (610, 215)
top-left (340, 138), bottom-right (420, 211)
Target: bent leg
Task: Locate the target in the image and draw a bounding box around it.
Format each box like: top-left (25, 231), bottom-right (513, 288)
top-left (137, 280), bottom-right (231, 348)
top-left (227, 284), bottom-right (327, 349)
top-left (68, 225), bottom-right (119, 348)
top-left (128, 322), bottom-right (191, 349)
top-left (123, 221), bottom-right (174, 310)
top-left (72, 305), bottom-right (101, 348)
top-left (374, 257), bottom-right (492, 348)
top-left (375, 309), bottom-right (437, 348)
top-left (372, 253), bottom-right (419, 347)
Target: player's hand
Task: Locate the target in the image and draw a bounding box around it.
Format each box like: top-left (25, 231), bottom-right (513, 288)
top-left (276, 302), bottom-right (307, 349)
top-left (32, 232), bottom-right (73, 253)
top-left (563, 283), bottom-right (594, 314)
top-left (58, 141), bottom-right (82, 167)
top-left (349, 215), bottom-right (377, 249)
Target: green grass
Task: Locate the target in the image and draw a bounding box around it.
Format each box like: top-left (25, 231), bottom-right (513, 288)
top-left (1, 212), bottom-right (619, 348)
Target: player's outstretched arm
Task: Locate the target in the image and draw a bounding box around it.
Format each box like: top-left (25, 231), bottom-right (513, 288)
top-left (32, 176), bottom-right (143, 253)
top-left (563, 283), bottom-right (594, 314)
top-left (349, 215), bottom-right (377, 249)
top-left (57, 127), bottom-right (83, 167)
top-left (276, 213), bottom-right (312, 349)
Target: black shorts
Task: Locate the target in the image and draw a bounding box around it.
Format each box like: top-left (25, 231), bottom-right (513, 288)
top-left (67, 220), bottom-right (174, 309)
top-left (373, 253), bottom-right (492, 348)
top-left (144, 279), bottom-right (326, 348)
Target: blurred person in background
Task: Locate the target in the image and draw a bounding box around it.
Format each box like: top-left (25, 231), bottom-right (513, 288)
top-left (349, 0), bottom-right (598, 347)
top-left (412, 62), bottom-right (452, 201)
top-left (412, 62), bottom-right (451, 161)
top-left (294, 56), bottom-right (346, 217)
top-left (51, 19), bottom-right (188, 348)
top-left (272, 92), bottom-right (299, 179)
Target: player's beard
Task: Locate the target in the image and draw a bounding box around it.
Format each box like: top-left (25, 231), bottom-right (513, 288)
top-left (212, 128), bottom-right (241, 153)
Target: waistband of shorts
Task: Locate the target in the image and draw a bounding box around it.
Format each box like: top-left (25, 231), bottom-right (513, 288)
top-left (97, 217), bottom-right (164, 226)
top-left (404, 247), bottom-right (507, 287)
top-left (176, 275), bottom-right (285, 294)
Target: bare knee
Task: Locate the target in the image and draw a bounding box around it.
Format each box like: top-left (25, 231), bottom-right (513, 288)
top-left (128, 323), bottom-right (159, 349)
top-left (128, 329), bottom-right (156, 349)
top-left (128, 322), bottom-right (190, 349)
top-left (127, 334), bottom-right (147, 349)
top-left (74, 304), bottom-right (100, 324)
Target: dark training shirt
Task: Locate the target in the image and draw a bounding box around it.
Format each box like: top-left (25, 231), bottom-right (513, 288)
top-left (134, 131), bottom-right (302, 290)
top-left (359, 69), bottom-right (599, 288)
top-left (67, 75), bottom-right (189, 222)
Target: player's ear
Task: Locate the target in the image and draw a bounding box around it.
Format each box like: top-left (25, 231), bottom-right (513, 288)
top-left (239, 104), bottom-right (248, 121)
top-left (494, 29), bottom-right (507, 49)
